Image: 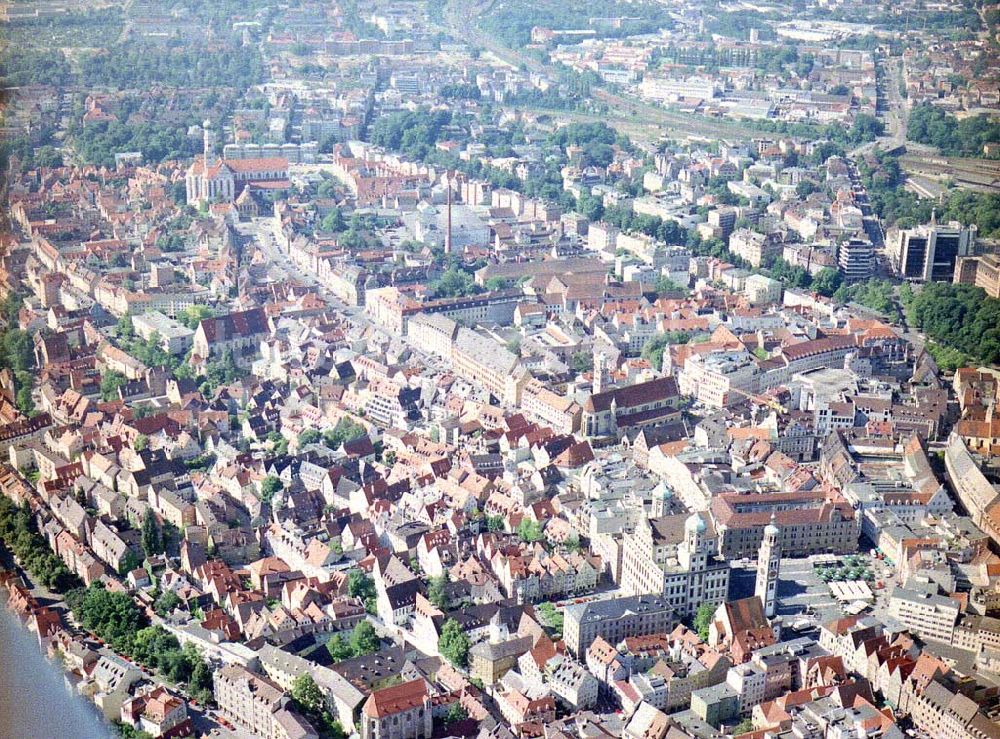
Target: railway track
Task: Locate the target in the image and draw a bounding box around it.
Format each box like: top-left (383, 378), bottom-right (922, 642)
top-left (899, 154), bottom-right (1000, 190)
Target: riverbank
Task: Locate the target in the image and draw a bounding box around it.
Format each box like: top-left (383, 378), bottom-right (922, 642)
top-left (0, 560), bottom-right (113, 739)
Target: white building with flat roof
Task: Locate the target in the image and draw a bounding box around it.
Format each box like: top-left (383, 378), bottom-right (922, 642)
top-left (132, 310), bottom-right (195, 355)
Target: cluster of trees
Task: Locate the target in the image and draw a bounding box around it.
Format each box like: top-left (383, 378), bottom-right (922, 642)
top-left (0, 48), bottom-right (72, 87)
top-left (142, 510), bottom-right (165, 559)
top-left (153, 590), bottom-right (183, 618)
top-left (176, 305), bottom-right (215, 330)
top-left (517, 519), bottom-right (545, 543)
top-left (67, 583), bottom-right (213, 702)
top-left (762, 257), bottom-right (812, 289)
top-left (536, 602), bottom-right (564, 640)
top-left (750, 114), bottom-right (883, 146)
top-left (641, 332), bottom-right (693, 371)
top-left (115, 317), bottom-right (182, 372)
top-left (693, 602), bottom-right (715, 641)
top-left (260, 475), bottom-right (283, 505)
top-left (936, 190), bottom-right (1000, 240)
top-left (6, 7), bottom-right (124, 49)
top-left (325, 620), bottom-right (380, 662)
top-left (290, 674), bottom-right (347, 739)
top-left (173, 349), bottom-right (240, 398)
top-left (0, 497), bottom-right (80, 591)
top-left (427, 573), bottom-right (450, 609)
top-left (654, 277), bottom-right (689, 297)
top-left (81, 44), bottom-right (263, 90)
top-left (130, 626), bottom-right (214, 704)
top-left (114, 721), bottom-right (154, 739)
top-left (832, 279), bottom-right (897, 315)
top-left (905, 282), bottom-right (1000, 366)
top-left (0, 298), bottom-right (36, 415)
top-left (506, 85), bottom-right (591, 112)
top-left (368, 109), bottom-right (453, 160)
top-left (439, 618), bottom-right (470, 667)
top-left (550, 121), bottom-right (627, 151)
top-left (100, 370), bottom-right (128, 402)
top-left (440, 83), bottom-right (481, 100)
top-left (70, 120), bottom-right (198, 168)
top-left (908, 104), bottom-right (1000, 158)
top-left (602, 203), bottom-right (688, 245)
top-left (858, 152), bottom-right (932, 228)
top-left (1, 129), bottom-right (63, 173)
top-left (348, 570), bottom-right (377, 614)
top-left (299, 417), bottom-right (368, 452)
top-left (429, 267), bottom-right (481, 298)
top-left (860, 152), bottom-right (1000, 238)
top-left (811, 268), bottom-right (843, 298)
top-left (67, 582), bottom-right (145, 652)
top-left (477, 0), bottom-right (666, 47)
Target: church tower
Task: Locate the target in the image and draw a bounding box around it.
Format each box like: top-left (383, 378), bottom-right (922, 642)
top-left (593, 351), bottom-right (609, 394)
top-left (203, 119), bottom-right (217, 165)
top-left (755, 514), bottom-right (781, 618)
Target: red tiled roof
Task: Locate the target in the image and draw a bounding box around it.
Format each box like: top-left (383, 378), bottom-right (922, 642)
top-left (363, 678), bottom-right (428, 718)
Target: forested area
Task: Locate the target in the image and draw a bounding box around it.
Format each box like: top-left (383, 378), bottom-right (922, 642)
top-left (80, 44), bottom-right (264, 90)
top-left (69, 120), bottom-right (199, 169)
top-left (368, 111), bottom-right (630, 209)
top-left (0, 497), bottom-right (80, 592)
top-left (477, 0), bottom-right (668, 47)
top-left (860, 151), bottom-right (1000, 237)
top-left (908, 104), bottom-right (1000, 158)
top-left (67, 583), bottom-right (214, 704)
top-left (0, 48), bottom-right (72, 87)
top-left (904, 283), bottom-right (1000, 367)
top-left (751, 114), bottom-right (884, 146)
top-left (0, 293), bottom-right (36, 415)
top-left (4, 8), bottom-right (124, 48)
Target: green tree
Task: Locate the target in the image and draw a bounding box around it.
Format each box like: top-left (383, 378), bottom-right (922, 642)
top-left (100, 370), bottom-right (127, 402)
top-left (320, 208), bottom-right (346, 233)
top-left (439, 618), bottom-right (470, 668)
top-left (116, 315), bottom-right (135, 339)
top-left (349, 570), bottom-right (377, 614)
top-left (654, 276), bottom-right (688, 295)
top-left (15, 385), bottom-right (34, 415)
top-left (444, 703), bottom-right (468, 724)
top-left (517, 518), bottom-right (544, 542)
top-left (118, 551), bottom-right (142, 577)
top-left (141, 510), bottom-right (162, 558)
top-left (1, 329), bottom-right (35, 372)
top-left (260, 475), bottom-right (282, 503)
top-left (177, 305), bottom-right (215, 330)
top-left (486, 515), bottom-right (505, 532)
top-left (326, 634), bottom-right (353, 662)
top-left (811, 268), bottom-right (842, 297)
top-left (536, 602), bottom-right (564, 639)
top-left (484, 276), bottom-right (512, 291)
top-left (427, 573), bottom-right (450, 610)
top-left (153, 590), bottom-right (182, 617)
top-left (431, 267), bottom-right (480, 298)
top-left (641, 335), bottom-right (669, 371)
top-left (693, 602), bottom-right (715, 642)
top-left (349, 620), bottom-right (379, 657)
top-left (299, 429), bottom-right (321, 446)
top-left (72, 582), bottom-right (145, 652)
top-left (570, 351), bottom-right (593, 373)
top-left (291, 673), bottom-right (325, 715)
top-left (323, 417), bottom-right (367, 450)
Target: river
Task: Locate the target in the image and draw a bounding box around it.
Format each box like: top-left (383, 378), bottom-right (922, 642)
top-left (0, 597), bottom-right (113, 739)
